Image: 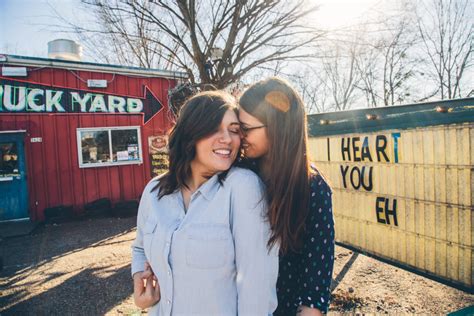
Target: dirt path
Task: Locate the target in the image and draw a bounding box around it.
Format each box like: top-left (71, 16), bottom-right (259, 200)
top-left (1, 217), bottom-right (472, 315)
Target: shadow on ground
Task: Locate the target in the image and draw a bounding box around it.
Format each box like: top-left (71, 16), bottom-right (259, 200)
top-left (2, 264), bottom-right (132, 315)
top-left (1, 216), bottom-right (137, 315)
top-left (1, 216), bottom-right (136, 276)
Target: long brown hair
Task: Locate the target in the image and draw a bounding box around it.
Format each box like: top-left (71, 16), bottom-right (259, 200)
top-left (153, 91), bottom-right (238, 198)
top-left (239, 77), bottom-right (311, 254)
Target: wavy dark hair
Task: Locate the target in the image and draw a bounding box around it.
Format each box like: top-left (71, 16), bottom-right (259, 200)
top-left (153, 91), bottom-right (238, 198)
top-left (239, 77), bottom-right (311, 254)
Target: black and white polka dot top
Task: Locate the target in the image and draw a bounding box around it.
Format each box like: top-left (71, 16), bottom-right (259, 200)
top-left (274, 172), bottom-right (335, 315)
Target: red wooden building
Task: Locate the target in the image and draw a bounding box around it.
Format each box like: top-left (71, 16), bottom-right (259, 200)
top-left (0, 54), bottom-right (186, 222)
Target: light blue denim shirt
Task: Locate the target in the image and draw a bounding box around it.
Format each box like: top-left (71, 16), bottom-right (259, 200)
top-left (131, 167), bottom-right (279, 316)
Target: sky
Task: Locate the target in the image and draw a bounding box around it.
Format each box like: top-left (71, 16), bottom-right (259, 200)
top-left (0, 0), bottom-right (87, 58)
top-left (311, 0), bottom-right (383, 29)
top-left (0, 0), bottom-right (382, 61)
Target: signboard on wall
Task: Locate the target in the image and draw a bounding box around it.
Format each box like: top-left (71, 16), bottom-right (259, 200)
top-left (309, 120), bottom-right (474, 290)
top-left (148, 135), bottom-right (169, 178)
top-left (0, 78), bottom-right (163, 123)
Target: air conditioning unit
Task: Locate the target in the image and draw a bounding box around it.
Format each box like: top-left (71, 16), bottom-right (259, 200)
top-left (48, 39), bottom-right (83, 61)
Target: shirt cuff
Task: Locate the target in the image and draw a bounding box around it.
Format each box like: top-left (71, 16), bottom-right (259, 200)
top-left (131, 246), bottom-right (147, 277)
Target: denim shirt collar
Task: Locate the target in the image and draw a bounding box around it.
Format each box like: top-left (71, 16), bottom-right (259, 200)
top-left (194, 172), bottom-right (221, 201)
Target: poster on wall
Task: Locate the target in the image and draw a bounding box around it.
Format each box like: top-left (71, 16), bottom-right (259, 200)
top-left (127, 145), bottom-right (139, 160)
top-left (116, 150), bottom-right (129, 161)
top-left (148, 135), bottom-right (169, 177)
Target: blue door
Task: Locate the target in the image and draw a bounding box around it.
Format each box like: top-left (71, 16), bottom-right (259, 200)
top-left (0, 133), bottom-right (29, 221)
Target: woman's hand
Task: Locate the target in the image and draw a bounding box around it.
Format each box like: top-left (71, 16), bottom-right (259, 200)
top-left (297, 305), bottom-right (323, 316)
top-left (133, 262), bottom-right (161, 309)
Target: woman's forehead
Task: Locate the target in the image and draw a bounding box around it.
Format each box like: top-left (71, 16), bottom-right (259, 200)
top-left (222, 109), bottom-right (240, 124)
top-left (238, 108), bottom-right (262, 125)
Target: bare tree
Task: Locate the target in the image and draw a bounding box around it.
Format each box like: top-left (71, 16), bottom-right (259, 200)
top-left (355, 16), bottom-right (417, 106)
top-left (289, 66), bottom-right (332, 114)
top-left (415, 0), bottom-right (473, 99)
top-left (67, 0), bottom-right (322, 88)
top-left (322, 43), bottom-right (360, 111)
top-left (355, 46), bottom-right (380, 107)
top-left (72, 2), bottom-right (174, 69)
top-left (381, 19), bottom-right (417, 105)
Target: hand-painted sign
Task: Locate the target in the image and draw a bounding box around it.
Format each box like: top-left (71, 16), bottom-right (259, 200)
top-left (148, 135), bottom-right (169, 178)
top-left (335, 132), bottom-right (401, 227)
top-left (0, 78), bottom-right (163, 123)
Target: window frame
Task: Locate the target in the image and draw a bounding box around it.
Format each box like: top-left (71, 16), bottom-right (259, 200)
top-left (76, 126), bottom-right (143, 168)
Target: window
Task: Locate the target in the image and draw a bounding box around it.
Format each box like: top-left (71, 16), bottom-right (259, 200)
top-left (0, 142), bottom-right (19, 177)
top-left (77, 126), bottom-right (142, 168)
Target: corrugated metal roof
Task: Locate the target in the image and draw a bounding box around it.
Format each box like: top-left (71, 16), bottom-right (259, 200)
top-left (0, 54), bottom-right (188, 79)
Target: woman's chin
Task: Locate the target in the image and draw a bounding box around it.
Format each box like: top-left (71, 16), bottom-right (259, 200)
top-left (244, 150), bottom-right (258, 159)
top-left (211, 161), bottom-right (234, 173)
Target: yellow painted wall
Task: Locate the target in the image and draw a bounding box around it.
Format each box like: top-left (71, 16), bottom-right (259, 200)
top-left (309, 123), bottom-right (473, 288)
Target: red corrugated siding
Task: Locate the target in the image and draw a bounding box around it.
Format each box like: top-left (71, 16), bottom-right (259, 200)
top-left (0, 66), bottom-right (177, 221)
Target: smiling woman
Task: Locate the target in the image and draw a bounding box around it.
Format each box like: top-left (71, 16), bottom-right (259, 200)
top-left (131, 91), bottom-right (279, 316)
top-left (192, 109), bottom-right (241, 182)
top-left (153, 91), bottom-right (241, 199)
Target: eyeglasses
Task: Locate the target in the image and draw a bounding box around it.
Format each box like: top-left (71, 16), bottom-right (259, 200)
top-left (240, 124), bottom-right (266, 136)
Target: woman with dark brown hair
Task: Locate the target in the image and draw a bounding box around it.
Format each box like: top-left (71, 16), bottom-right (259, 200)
top-left (131, 91), bottom-right (278, 316)
top-left (238, 77), bottom-right (335, 316)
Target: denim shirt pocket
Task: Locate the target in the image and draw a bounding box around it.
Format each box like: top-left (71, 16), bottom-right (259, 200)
top-left (186, 224), bottom-right (232, 269)
top-left (142, 219), bottom-right (158, 257)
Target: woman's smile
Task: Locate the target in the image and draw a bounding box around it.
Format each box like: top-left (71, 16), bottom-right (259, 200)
top-left (213, 148), bottom-right (232, 157)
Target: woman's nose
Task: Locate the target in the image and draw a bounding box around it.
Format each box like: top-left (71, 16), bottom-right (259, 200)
top-left (219, 130), bottom-right (232, 143)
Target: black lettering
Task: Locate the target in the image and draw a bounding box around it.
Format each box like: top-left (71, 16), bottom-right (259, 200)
top-left (352, 137), bottom-right (361, 162)
top-left (340, 165), bottom-right (349, 188)
top-left (341, 137), bottom-right (351, 161)
top-left (376, 197), bottom-right (386, 224)
top-left (361, 137), bottom-right (372, 162)
top-left (327, 138), bottom-right (331, 162)
top-left (360, 166), bottom-right (373, 191)
top-left (385, 198), bottom-right (398, 226)
top-left (350, 166), bottom-right (361, 190)
top-left (376, 135), bottom-right (390, 162)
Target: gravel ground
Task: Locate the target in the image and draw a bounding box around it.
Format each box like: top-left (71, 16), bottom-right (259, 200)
top-left (1, 216), bottom-right (473, 315)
